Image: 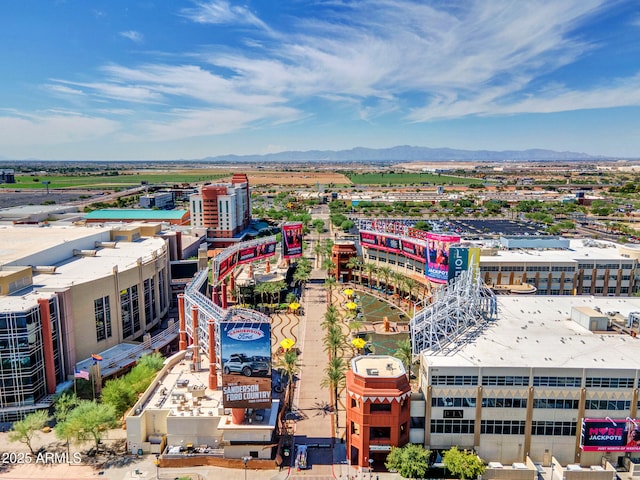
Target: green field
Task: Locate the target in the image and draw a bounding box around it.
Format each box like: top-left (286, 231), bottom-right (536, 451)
top-left (346, 171), bottom-right (482, 185)
top-left (0, 172), bottom-right (230, 190)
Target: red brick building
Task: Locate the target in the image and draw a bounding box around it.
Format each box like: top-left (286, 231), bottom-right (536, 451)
top-left (346, 355), bottom-right (411, 471)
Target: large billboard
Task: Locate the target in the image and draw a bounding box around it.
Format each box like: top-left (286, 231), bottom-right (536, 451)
top-left (237, 241), bottom-right (277, 265)
top-left (425, 233), bottom-right (460, 284)
top-left (217, 250), bottom-right (238, 281)
top-left (282, 223), bottom-right (303, 259)
top-left (581, 418), bottom-right (640, 452)
top-left (220, 321), bottom-right (272, 409)
top-left (358, 231), bottom-right (401, 254)
top-left (401, 238), bottom-right (426, 262)
top-left (448, 246), bottom-right (480, 282)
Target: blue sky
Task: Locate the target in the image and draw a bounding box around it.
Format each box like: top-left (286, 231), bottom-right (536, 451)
top-left (1, 0), bottom-right (640, 160)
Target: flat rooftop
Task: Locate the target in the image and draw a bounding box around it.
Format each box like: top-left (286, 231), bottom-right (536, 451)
top-left (352, 355), bottom-right (405, 378)
top-left (478, 238), bottom-right (636, 263)
top-left (0, 224), bottom-right (110, 266)
top-left (138, 352), bottom-right (278, 429)
top-left (423, 295), bottom-right (640, 370)
top-left (0, 227), bottom-right (166, 312)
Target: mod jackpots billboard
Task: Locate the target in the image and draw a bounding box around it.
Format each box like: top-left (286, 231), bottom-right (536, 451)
top-left (425, 233), bottom-right (460, 284)
top-left (581, 418), bottom-right (640, 452)
top-left (282, 223), bottom-right (303, 259)
top-left (220, 321), bottom-right (272, 409)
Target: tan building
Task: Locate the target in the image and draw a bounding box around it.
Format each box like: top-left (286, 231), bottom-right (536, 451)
top-left (0, 224), bottom-right (171, 422)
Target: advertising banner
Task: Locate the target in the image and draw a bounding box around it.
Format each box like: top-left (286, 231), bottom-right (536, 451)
top-left (448, 247), bottom-right (480, 282)
top-left (581, 418), bottom-right (640, 452)
top-left (282, 223), bottom-right (303, 259)
top-left (401, 238), bottom-right (426, 262)
top-left (237, 241), bottom-right (277, 265)
top-left (359, 231), bottom-right (379, 247)
top-left (217, 250), bottom-right (238, 281)
top-left (425, 233), bottom-right (460, 284)
top-left (220, 321), bottom-right (272, 409)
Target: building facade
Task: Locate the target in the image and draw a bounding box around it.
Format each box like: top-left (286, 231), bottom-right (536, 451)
top-left (189, 174), bottom-right (251, 237)
top-left (346, 356), bottom-right (411, 470)
top-left (359, 234), bottom-right (640, 297)
top-left (410, 295), bottom-right (640, 467)
top-left (0, 225), bottom-right (170, 422)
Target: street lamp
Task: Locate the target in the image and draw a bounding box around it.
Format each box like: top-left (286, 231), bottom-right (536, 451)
top-left (369, 458), bottom-right (373, 480)
top-left (550, 461), bottom-right (556, 480)
top-left (155, 454), bottom-right (159, 479)
top-left (242, 456), bottom-right (251, 480)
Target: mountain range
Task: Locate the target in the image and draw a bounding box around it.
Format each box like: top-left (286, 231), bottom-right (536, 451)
top-left (201, 145), bottom-right (604, 163)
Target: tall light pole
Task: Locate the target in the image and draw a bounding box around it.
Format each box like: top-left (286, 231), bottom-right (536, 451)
top-left (550, 461), bottom-right (555, 480)
top-left (369, 458), bottom-right (373, 480)
top-left (242, 456), bottom-right (251, 480)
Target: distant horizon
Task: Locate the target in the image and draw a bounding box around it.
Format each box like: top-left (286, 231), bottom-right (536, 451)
top-left (2, 143), bottom-right (640, 164)
top-left (2, 1), bottom-right (640, 160)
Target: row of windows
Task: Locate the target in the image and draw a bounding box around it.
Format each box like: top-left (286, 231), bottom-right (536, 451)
top-left (533, 376), bottom-right (581, 387)
top-left (551, 266), bottom-right (576, 272)
top-left (430, 419), bottom-right (475, 434)
top-left (481, 420), bottom-right (525, 435)
top-left (431, 376), bottom-right (636, 388)
top-left (482, 376), bottom-right (529, 386)
top-left (424, 420), bottom-right (576, 437)
top-left (431, 375), bottom-right (478, 386)
top-left (586, 377), bottom-right (634, 388)
top-left (586, 400), bottom-right (631, 411)
top-left (533, 399), bottom-right (579, 409)
top-left (531, 421), bottom-right (576, 436)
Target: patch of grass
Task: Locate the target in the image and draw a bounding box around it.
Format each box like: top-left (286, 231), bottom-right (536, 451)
top-left (0, 172), bottom-right (230, 190)
top-left (347, 172), bottom-right (482, 185)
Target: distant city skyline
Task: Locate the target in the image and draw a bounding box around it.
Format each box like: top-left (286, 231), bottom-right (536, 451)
top-left (1, 1), bottom-right (640, 161)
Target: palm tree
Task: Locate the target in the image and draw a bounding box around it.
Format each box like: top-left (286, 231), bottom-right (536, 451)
top-left (392, 271), bottom-right (404, 302)
top-left (378, 265), bottom-right (392, 293)
top-left (322, 307), bottom-right (340, 330)
top-left (403, 278), bottom-right (417, 306)
top-left (269, 280), bottom-right (286, 306)
top-left (322, 238), bottom-right (334, 259)
top-left (253, 282), bottom-right (269, 309)
top-left (285, 292), bottom-right (298, 305)
top-left (321, 356), bottom-right (347, 430)
top-left (345, 255), bottom-right (362, 283)
top-left (323, 325), bottom-right (346, 359)
top-left (364, 262), bottom-right (377, 289)
top-left (394, 338), bottom-right (413, 379)
top-left (322, 258), bottom-right (336, 278)
top-left (324, 276), bottom-right (337, 304)
top-left (293, 267), bottom-right (310, 287)
top-left (276, 348), bottom-right (301, 409)
top-left (313, 242), bottom-right (325, 268)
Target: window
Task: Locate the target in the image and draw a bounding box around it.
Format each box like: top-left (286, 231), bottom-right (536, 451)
top-left (430, 419), bottom-right (475, 434)
top-left (481, 420), bottom-right (525, 435)
top-left (526, 266), bottom-right (550, 272)
top-left (533, 376), bottom-right (581, 387)
top-left (533, 399), bottom-right (579, 409)
top-left (586, 377), bottom-right (634, 388)
top-left (480, 266), bottom-right (499, 272)
top-left (501, 266), bottom-right (524, 272)
top-left (351, 398), bottom-right (359, 408)
top-left (482, 398), bottom-right (527, 408)
top-left (158, 269), bottom-right (166, 313)
top-left (370, 403), bottom-right (392, 413)
top-left (370, 426), bottom-right (391, 439)
top-left (411, 417), bottom-right (425, 428)
top-left (432, 397), bottom-right (476, 407)
top-left (431, 375), bottom-right (478, 386)
top-left (351, 422), bottom-right (360, 435)
top-left (531, 421), bottom-right (576, 436)
top-left (482, 376), bottom-right (528, 386)
top-left (585, 400), bottom-right (630, 411)
top-left (121, 285), bottom-right (141, 338)
top-left (578, 264), bottom-right (594, 270)
top-left (144, 278), bottom-right (156, 325)
top-left (551, 266), bottom-right (575, 272)
top-left (94, 296), bottom-right (112, 342)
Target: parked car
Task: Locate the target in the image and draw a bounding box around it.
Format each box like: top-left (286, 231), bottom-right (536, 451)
top-left (223, 353), bottom-right (270, 377)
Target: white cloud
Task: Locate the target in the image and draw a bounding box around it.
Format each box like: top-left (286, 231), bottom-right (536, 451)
top-left (42, 0), bottom-right (640, 145)
top-left (0, 111), bottom-right (119, 146)
top-left (180, 0), bottom-right (269, 31)
top-left (120, 30), bottom-right (144, 43)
